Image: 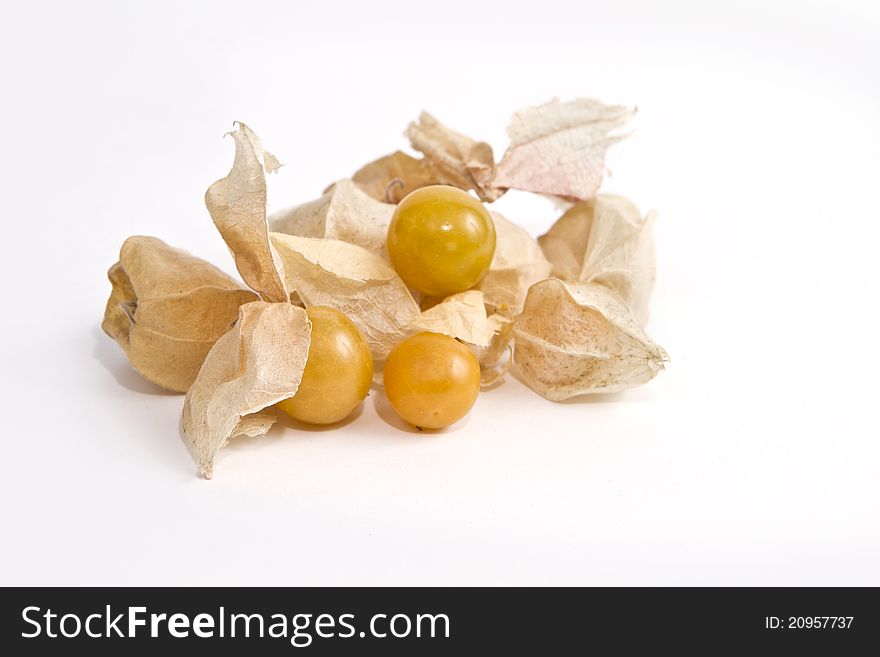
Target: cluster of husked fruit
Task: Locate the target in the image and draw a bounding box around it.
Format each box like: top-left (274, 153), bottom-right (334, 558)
top-left (277, 185), bottom-right (494, 430)
top-left (104, 100), bottom-right (666, 478)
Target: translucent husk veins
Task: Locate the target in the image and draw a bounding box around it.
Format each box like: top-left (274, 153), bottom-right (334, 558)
top-left (270, 179), bottom-right (394, 257)
top-left (538, 195), bottom-right (656, 326)
top-left (514, 280), bottom-right (667, 400)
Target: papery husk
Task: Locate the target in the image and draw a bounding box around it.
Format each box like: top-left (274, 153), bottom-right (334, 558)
top-left (181, 301), bottom-right (311, 478)
top-left (471, 313), bottom-right (514, 389)
top-left (205, 122), bottom-right (289, 302)
top-left (538, 195), bottom-right (655, 325)
top-left (229, 409), bottom-right (278, 440)
top-left (350, 151), bottom-right (463, 204)
top-left (405, 112), bottom-right (502, 202)
top-left (269, 179), bottom-right (393, 257)
top-left (476, 212), bottom-right (553, 316)
top-left (409, 290), bottom-right (513, 388)
top-left (409, 290), bottom-right (502, 349)
top-left (269, 233), bottom-right (419, 362)
top-left (476, 324), bottom-right (514, 389)
top-left (494, 98), bottom-right (634, 201)
top-left (102, 236), bottom-right (259, 392)
top-left (513, 279), bottom-right (666, 400)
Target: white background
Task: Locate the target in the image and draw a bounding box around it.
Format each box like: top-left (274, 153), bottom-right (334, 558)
top-left (1, 0), bottom-right (878, 585)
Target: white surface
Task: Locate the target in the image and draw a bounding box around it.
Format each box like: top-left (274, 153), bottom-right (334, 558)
top-left (1, 0), bottom-right (878, 586)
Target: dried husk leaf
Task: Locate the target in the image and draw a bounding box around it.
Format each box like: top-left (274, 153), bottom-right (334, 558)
top-left (494, 98), bottom-right (635, 201)
top-left (230, 409), bottom-right (278, 439)
top-left (205, 122), bottom-right (288, 302)
top-left (513, 279), bottom-right (666, 400)
top-left (349, 151), bottom-right (464, 204)
top-left (475, 318), bottom-right (513, 367)
top-left (476, 212), bottom-right (553, 316)
top-left (181, 301), bottom-right (311, 478)
top-left (477, 321), bottom-right (514, 388)
top-left (410, 290), bottom-right (500, 349)
top-left (269, 233), bottom-right (419, 362)
top-left (102, 236), bottom-right (259, 392)
top-left (269, 179), bottom-right (393, 256)
top-left (405, 112), bottom-right (502, 202)
top-left (539, 195), bottom-right (655, 325)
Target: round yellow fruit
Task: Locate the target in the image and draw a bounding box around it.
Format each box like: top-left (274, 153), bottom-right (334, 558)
top-left (276, 306), bottom-right (373, 425)
top-left (383, 332), bottom-right (481, 429)
top-left (387, 185), bottom-right (496, 297)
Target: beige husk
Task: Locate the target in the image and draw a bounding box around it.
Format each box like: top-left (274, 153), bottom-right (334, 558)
top-left (229, 409), bottom-right (278, 440)
top-left (351, 96), bottom-right (633, 205)
top-left (269, 232), bottom-right (419, 362)
top-left (182, 301), bottom-right (311, 479)
top-left (412, 290), bottom-right (511, 364)
top-left (269, 179), bottom-right (393, 256)
top-left (409, 291), bottom-right (498, 348)
top-left (102, 236), bottom-right (259, 392)
top-left (539, 195), bottom-right (655, 325)
top-left (513, 279), bottom-right (667, 400)
top-left (475, 322), bottom-right (514, 388)
top-left (476, 212), bottom-right (553, 316)
top-left (205, 122), bottom-right (289, 302)
top-left (350, 151), bottom-right (463, 204)
top-left (493, 98), bottom-right (635, 201)
top-left (405, 112), bottom-right (501, 202)
top-left (180, 123), bottom-right (314, 478)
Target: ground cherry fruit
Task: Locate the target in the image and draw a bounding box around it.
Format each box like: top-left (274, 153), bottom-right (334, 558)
top-left (276, 306), bottom-right (373, 425)
top-left (387, 185), bottom-right (496, 297)
top-left (383, 332), bottom-right (481, 430)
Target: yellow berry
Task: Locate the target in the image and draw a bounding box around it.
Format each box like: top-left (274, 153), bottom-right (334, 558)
top-left (276, 306), bottom-right (373, 425)
top-left (387, 185), bottom-right (495, 297)
top-left (383, 332), bottom-right (480, 429)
